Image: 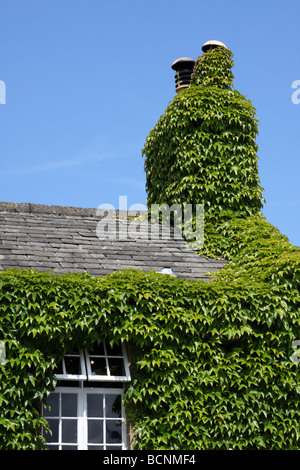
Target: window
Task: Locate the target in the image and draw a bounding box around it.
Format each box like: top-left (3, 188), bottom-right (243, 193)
top-left (55, 341), bottom-right (131, 382)
top-left (43, 388), bottom-right (126, 450)
top-left (43, 340), bottom-right (131, 450)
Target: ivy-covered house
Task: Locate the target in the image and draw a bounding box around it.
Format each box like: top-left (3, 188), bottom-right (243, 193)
top-left (0, 202), bottom-right (225, 450)
top-left (0, 41), bottom-right (299, 450)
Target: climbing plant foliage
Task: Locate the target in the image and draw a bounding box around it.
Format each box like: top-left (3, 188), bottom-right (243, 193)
top-left (142, 47), bottom-right (264, 218)
top-left (0, 46), bottom-right (299, 450)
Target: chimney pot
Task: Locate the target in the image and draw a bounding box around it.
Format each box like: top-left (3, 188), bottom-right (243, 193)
top-left (171, 57), bottom-right (195, 93)
top-left (202, 40), bottom-right (228, 53)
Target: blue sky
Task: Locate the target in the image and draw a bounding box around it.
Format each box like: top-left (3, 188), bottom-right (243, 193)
top-left (0, 0), bottom-right (299, 246)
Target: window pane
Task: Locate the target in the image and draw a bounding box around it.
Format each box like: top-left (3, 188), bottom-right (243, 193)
top-left (47, 445), bottom-right (59, 450)
top-left (87, 394), bottom-right (103, 418)
top-left (88, 445), bottom-right (104, 450)
top-left (106, 445), bottom-right (123, 450)
top-left (64, 356), bottom-right (80, 375)
top-left (106, 394), bottom-right (121, 418)
top-left (90, 357), bottom-right (107, 375)
top-left (61, 445), bottom-right (78, 450)
top-left (62, 394), bottom-right (77, 417)
top-left (88, 420), bottom-right (103, 444)
top-left (43, 393), bottom-right (59, 417)
top-left (106, 342), bottom-right (123, 356)
top-left (62, 420), bottom-right (77, 443)
top-left (108, 358), bottom-right (124, 376)
top-left (106, 420), bottom-right (122, 443)
top-left (53, 360), bottom-right (63, 375)
top-left (44, 419), bottom-right (59, 443)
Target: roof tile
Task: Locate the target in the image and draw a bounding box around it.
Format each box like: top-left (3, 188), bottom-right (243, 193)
top-left (0, 202), bottom-right (227, 280)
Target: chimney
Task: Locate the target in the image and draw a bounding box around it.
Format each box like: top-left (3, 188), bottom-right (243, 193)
top-left (202, 40), bottom-right (228, 53)
top-left (171, 57), bottom-right (195, 93)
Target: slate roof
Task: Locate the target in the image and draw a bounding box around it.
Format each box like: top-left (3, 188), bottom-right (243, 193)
top-left (0, 202), bottom-right (227, 281)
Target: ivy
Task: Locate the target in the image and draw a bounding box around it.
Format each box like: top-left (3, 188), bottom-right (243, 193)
top-left (0, 46), bottom-right (300, 450)
top-left (142, 47), bottom-right (264, 218)
top-left (0, 257), bottom-right (299, 449)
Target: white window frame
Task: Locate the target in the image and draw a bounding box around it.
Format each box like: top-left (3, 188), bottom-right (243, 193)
top-left (86, 342), bottom-right (131, 382)
top-left (55, 341), bottom-right (131, 383)
top-left (43, 340), bottom-right (131, 450)
top-left (43, 387), bottom-right (127, 450)
top-left (55, 350), bottom-right (87, 381)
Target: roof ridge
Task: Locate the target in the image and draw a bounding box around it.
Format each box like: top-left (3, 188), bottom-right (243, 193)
top-left (0, 201), bottom-right (148, 219)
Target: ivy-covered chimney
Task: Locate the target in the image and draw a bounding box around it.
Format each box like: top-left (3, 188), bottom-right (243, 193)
top-left (143, 41), bottom-right (264, 219)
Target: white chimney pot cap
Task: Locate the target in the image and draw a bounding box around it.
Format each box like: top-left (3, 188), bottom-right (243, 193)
top-left (202, 40), bottom-right (228, 52)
